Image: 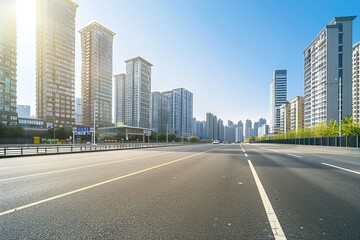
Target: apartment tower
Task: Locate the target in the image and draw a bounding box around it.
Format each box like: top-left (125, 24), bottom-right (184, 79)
top-left (124, 57), bottom-right (152, 128)
top-left (304, 16), bottom-right (356, 127)
top-left (353, 41), bottom-right (360, 123)
top-left (114, 73), bottom-right (126, 125)
top-left (36, 0), bottom-right (78, 127)
top-left (0, 0), bottom-right (17, 125)
top-left (79, 22), bottom-right (115, 127)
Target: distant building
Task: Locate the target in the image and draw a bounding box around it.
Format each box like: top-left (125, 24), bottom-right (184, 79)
top-left (195, 120), bottom-right (206, 139)
top-left (236, 120), bottom-right (244, 142)
top-left (353, 41), bottom-right (360, 123)
top-left (0, 0), bottom-right (18, 125)
top-left (304, 16), bottom-right (356, 127)
top-left (289, 96), bottom-right (304, 131)
top-left (270, 70), bottom-right (287, 133)
top-left (124, 57), bottom-right (152, 128)
top-left (36, 0), bottom-right (78, 127)
top-left (218, 119), bottom-right (224, 142)
top-left (17, 105), bottom-right (30, 118)
top-left (75, 98), bottom-right (82, 125)
top-left (162, 88), bottom-right (193, 136)
top-left (151, 92), bottom-right (170, 133)
top-left (114, 73), bottom-right (126, 125)
top-left (258, 124), bottom-right (269, 138)
top-left (205, 112), bottom-right (217, 140)
top-left (279, 102), bottom-right (290, 134)
top-left (79, 22), bottom-right (115, 127)
top-left (245, 119), bottom-right (252, 140)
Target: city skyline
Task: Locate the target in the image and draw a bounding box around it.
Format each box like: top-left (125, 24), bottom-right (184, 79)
top-left (15, 0), bottom-right (360, 123)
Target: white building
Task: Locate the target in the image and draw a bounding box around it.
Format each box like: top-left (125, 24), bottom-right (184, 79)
top-left (270, 70), bottom-right (287, 133)
top-left (304, 16), bottom-right (356, 128)
top-left (124, 57), bottom-right (152, 128)
top-left (79, 22), bottom-right (115, 127)
top-left (353, 41), bottom-right (360, 123)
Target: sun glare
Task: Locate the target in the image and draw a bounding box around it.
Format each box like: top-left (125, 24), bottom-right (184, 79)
top-left (16, 0), bottom-right (36, 36)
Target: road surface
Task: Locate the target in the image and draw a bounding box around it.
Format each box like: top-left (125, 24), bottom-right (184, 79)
top-left (0, 143), bottom-right (359, 239)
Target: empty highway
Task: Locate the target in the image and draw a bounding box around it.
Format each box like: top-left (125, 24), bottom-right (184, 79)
top-left (0, 144), bottom-right (359, 239)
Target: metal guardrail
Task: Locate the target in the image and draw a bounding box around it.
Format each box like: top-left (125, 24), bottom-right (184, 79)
top-left (0, 143), bottom-right (178, 158)
top-left (255, 135), bottom-right (360, 148)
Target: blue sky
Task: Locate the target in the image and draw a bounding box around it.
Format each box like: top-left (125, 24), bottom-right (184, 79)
top-left (16, 0), bottom-right (360, 123)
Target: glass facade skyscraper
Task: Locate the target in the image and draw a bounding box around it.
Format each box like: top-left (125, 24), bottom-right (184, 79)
top-left (270, 70), bottom-right (287, 133)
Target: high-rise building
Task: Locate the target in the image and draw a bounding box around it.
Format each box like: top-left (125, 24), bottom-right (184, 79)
top-left (151, 91), bottom-right (170, 133)
top-left (218, 119), bottom-right (224, 142)
top-left (162, 88), bottom-right (193, 136)
top-left (225, 120), bottom-right (235, 143)
top-left (304, 16), bottom-right (356, 128)
top-left (75, 98), bottom-right (82, 125)
top-left (236, 120), bottom-right (244, 142)
top-left (270, 70), bottom-right (287, 133)
top-left (205, 112), bottom-right (217, 140)
top-left (114, 73), bottom-right (126, 125)
top-left (79, 22), bottom-right (115, 127)
top-left (195, 120), bottom-right (206, 139)
top-left (289, 96), bottom-right (304, 131)
top-left (0, 0), bottom-right (17, 125)
top-left (36, 0), bottom-right (78, 128)
top-left (245, 119), bottom-right (252, 140)
top-left (124, 57), bottom-right (152, 128)
top-left (353, 41), bottom-right (360, 123)
top-left (17, 105), bottom-right (30, 118)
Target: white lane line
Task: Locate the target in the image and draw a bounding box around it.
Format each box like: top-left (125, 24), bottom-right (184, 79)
top-left (0, 152), bottom-right (174, 182)
top-left (240, 145), bottom-right (245, 153)
top-left (321, 163), bottom-right (360, 175)
top-left (248, 160), bottom-right (286, 240)
top-left (285, 153), bottom-right (302, 158)
top-left (266, 149), bottom-right (279, 153)
top-left (0, 148), bottom-right (219, 217)
top-left (245, 153), bottom-right (248, 157)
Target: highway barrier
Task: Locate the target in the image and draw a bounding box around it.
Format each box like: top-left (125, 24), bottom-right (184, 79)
top-left (0, 143), bottom-right (179, 158)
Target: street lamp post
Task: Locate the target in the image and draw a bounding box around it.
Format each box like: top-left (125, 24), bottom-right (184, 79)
top-left (93, 98), bottom-right (96, 145)
top-left (337, 77), bottom-right (342, 137)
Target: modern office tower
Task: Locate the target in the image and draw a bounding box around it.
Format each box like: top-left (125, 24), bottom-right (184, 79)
top-left (270, 70), bottom-right (287, 133)
top-left (75, 98), bottom-right (82, 125)
top-left (353, 41), bottom-right (360, 123)
top-left (279, 103), bottom-right (290, 134)
top-left (151, 91), bottom-right (170, 133)
top-left (253, 118), bottom-right (266, 137)
top-left (304, 16), bottom-right (356, 128)
top-left (205, 112), bottom-right (217, 139)
top-left (17, 105), bottom-right (30, 118)
top-left (79, 22), bottom-right (115, 127)
top-left (124, 56), bottom-right (152, 128)
top-left (36, 0), bottom-right (78, 128)
top-left (236, 120), bottom-right (244, 142)
top-left (245, 119), bottom-right (252, 140)
top-left (218, 119), bottom-right (224, 142)
top-left (114, 73), bottom-right (126, 125)
top-left (191, 117), bottom-right (197, 136)
top-left (289, 96), bottom-right (304, 131)
top-left (0, 0), bottom-right (17, 125)
top-left (162, 88), bottom-right (193, 136)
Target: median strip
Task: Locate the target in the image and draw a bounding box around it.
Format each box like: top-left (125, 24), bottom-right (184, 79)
top-left (248, 160), bottom-right (286, 240)
top-left (0, 147), bottom-right (220, 217)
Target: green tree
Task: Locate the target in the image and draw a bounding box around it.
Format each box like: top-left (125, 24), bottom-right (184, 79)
top-left (341, 115), bottom-right (360, 136)
top-left (189, 136), bottom-right (199, 143)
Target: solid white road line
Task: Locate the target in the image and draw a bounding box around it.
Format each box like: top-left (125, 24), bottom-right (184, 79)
top-left (245, 153), bottom-right (248, 157)
top-left (248, 160), bottom-right (286, 240)
top-left (321, 162), bottom-right (360, 175)
top-left (285, 153), bottom-right (302, 158)
top-left (0, 148), bottom-right (219, 217)
top-left (266, 149), bottom-right (279, 153)
top-left (0, 152), bottom-right (174, 182)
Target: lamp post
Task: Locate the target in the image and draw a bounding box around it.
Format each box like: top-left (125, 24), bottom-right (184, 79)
top-left (93, 98), bottom-right (96, 145)
top-left (166, 124), bottom-right (169, 144)
top-left (53, 117), bottom-right (56, 144)
top-left (326, 77), bottom-right (342, 136)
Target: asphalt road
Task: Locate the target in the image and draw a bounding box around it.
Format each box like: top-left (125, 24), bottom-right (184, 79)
top-left (0, 143), bottom-right (359, 239)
